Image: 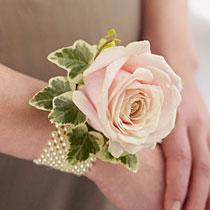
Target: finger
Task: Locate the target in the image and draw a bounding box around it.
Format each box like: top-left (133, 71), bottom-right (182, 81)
top-left (184, 124), bottom-right (210, 210)
top-left (207, 135), bottom-right (210, 210)
top-left (206, 189), bottom-right (210, 210)
top-left (162, 119), bottom-right (192, 210)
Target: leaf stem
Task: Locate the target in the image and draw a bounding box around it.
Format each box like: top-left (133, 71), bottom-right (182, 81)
top-left (94, 38), bottom-right (120, 60)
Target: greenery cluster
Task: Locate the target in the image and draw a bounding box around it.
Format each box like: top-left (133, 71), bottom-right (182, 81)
top-left (29, 29), bottom-right (138, 172)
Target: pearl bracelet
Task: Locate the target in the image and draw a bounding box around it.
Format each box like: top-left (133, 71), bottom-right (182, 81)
top-left (33, 124), bottom-right (96, 176)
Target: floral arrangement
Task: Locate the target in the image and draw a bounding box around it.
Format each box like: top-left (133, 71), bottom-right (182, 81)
top-left (30, 29), bottom-right (182, 172)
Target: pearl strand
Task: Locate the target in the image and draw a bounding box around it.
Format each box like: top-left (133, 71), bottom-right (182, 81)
top-left (33, 124), bottom-right (97, 176)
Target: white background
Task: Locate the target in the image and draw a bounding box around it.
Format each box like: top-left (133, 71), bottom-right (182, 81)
top-left (190, 0), bottom-right (210, 110)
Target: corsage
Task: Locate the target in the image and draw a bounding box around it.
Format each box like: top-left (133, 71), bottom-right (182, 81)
top-left (30, 29), bottom-right (183, 175)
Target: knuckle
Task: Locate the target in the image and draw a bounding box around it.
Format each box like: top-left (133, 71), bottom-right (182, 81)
top-left (195, 115), bottom-right (209, 128)
top-left (171, 149), bottom-right (191, 166)
top-left (194, 160), bottom-right (210, 177)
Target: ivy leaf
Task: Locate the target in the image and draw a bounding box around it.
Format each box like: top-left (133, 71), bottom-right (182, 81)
top-left (47, 40), bottom-right (97, 83)
top-left (48, 91), bottom-right (86, 125)
top-left (29, 76), bottom-right (74, 111)
top-left (67, 125), bottom-right (102, 164)
top-left (96, 143), bottom-right (139, 173)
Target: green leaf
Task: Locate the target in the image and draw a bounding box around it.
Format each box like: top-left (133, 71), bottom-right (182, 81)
top-left (106, 28), bottom-right (117, 39)
top-left (47, 40), bottom-right (97, 83)
top-left (29, 76), bottom-right (74, 111)
top-left (48, 91), bottom-right (86, 125)
top-left (67, 125), bottom-right (101, 164)
top-left (96, 143), bottom-right (139, 173)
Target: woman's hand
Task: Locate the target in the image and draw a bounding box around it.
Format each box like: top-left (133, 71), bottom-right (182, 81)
top-left (162, 77), bottom-right (210, 210)
top-left (86, 145), bottom-right (165, 210)
top-left (142, 0), bottom-right (210, 209)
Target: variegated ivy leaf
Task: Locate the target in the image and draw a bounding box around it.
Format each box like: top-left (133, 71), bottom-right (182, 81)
top-left (96, 143), bottom-right (139, 173)
top-left (47, 40), bottom-right (97, 83)
top-left (48, 91), bottom-right (86, 125)
top-left (29, 76), bottom-right (74, 111)
top-left (67, 124), bottom-right (102, 164)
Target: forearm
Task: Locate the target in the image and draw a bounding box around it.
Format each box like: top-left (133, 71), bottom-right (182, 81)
top-left (142, 0), bottom-right (198, 81)
top-left (0, 64), bottom-right (54, 160)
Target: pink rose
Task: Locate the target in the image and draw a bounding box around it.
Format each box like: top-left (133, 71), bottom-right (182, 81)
top-left (72, 41), bottom-right (182, 158)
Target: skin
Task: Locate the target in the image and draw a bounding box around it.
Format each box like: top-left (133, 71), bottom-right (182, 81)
top-left (0, 64), bottom-right (165, 210)
top-left (143, 0), bottom-right (210, 210)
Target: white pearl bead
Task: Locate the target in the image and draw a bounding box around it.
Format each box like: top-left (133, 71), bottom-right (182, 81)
top-left (82, 168), bottom-right (87, 173)
top-left (87, 163), bottom-right (93, 168)
top-left (33, 125), bottom-right (96, 176)
top-left (34, 160), bottom-right (38, 164)
top-left (51, 132), bottom-right (56, 138)
top-left (90, 157), bottom-right (97, 162)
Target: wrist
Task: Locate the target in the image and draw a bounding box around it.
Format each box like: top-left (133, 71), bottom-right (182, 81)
top-left (142, 32), bottom-right (199, 79)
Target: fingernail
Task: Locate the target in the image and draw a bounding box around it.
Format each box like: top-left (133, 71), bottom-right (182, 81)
top-left (170, 201), bottom-right (181, 210)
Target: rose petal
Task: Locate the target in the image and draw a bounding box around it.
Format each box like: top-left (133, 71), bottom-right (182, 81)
top-left (120, 140), bottom-right (154, 154)
top-left (125, 41), bottom-right (151, 56)
top-left (72, 90), bottom-right (107, 136)
top-left (84, 46), bottom-right (125, 77)
top-left (145, 66), bottom-right (182, 140)
top-left (84, 69), bottom-right (106, 109)
top-left (124, 53), bottom-right (183, 91)
top-left (108, 140), bottom-right (124, 158)
top-left (97, 57), bottom-right (128, 132)
top-left (146, 86), bottom-right (181, 144)
top-left (109, 68), bottom-right (154, 103)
